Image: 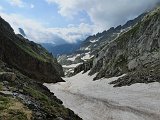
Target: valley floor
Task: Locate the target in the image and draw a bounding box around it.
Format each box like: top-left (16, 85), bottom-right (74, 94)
top-left (44, 72), bottom-right (160, 120)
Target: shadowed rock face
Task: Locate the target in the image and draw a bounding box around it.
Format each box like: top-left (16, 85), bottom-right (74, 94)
top-left (0, 17), bottom-right (64, 83)
top-left (74, 58), bottom-right (93, 75)
top-left (90, 6), bottom-right (160, 80)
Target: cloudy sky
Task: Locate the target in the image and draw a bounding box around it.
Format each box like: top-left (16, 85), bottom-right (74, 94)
top-left (0, 0), bottom-right (159, 44)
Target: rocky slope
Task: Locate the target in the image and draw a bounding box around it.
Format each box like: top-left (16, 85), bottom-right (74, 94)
top-left (0, 60), bottom-right (81, 120)
top-left (59, 12), bottom-right (146, 77)
top-left (0, 16), bottom-right (64, 83)
top-left (69, 6), bottom-right (160, 87)
top-left (0, 17), bottom-right (82, 120)
top-left (89, 6), bottom-right (160, 80)
top-left (77, 12), bottom-right (146, 57)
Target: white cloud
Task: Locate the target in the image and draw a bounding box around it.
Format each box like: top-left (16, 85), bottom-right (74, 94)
top-left (30, 4), bottom-right (34, 9)
top-left (46, 0), bottom-right (159, 29)
top-left (7, 0), bottom-right (25, 7)
top-left (47, 23), bottom-right (96, 43)
top-left (0, 12), bottom-right (94, 44)
top-left (1, 0), bottom-right (159, 44)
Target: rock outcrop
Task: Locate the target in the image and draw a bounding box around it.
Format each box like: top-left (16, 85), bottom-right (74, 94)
top-left (18, 28), bottom-right (26, 37)
top-left (74, 58), bottom-right (93, 75)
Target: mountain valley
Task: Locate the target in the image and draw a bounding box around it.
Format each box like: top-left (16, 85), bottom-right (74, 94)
top-left (0, 2), bottom-right (160, 120)
top-left (45, 5), bottom-right (160, 120)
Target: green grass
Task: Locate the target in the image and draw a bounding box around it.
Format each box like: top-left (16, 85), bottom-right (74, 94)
top-left (13, 38), bottom-right (53, 62)
top-left (17, 43), bottom-right (48, 62)
top-left (0, 96), bottom-right (31, 120)
top-left (7, 109), bottom-right (28, 120)
top-left (0, 96), bottom-right (10, 110)
top-left (24, 87), bottom-right (49, 103)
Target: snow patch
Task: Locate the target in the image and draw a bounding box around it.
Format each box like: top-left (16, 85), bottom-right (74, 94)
top-left (90, 39), bottom-right (98, 43)
top-left (62, 63), bottom-right (82, 68)
top-left (85, 46), bottom-right (90, 50)
top-left (67, 54), bottom-right (80, 61)
top-left (81, 52), bottom-right (93, 61)
top-left (90, 36), bottom-right (103, 43)
top-left (44, 72), bottom-right (160, 120)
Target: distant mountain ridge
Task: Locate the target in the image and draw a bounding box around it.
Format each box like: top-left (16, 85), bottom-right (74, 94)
top-left (41, 13), bottom-right (147, 61)
top-left (41, 42), bottom-right (81, 57)
top-left (58, 12), bottom-right (147, 76)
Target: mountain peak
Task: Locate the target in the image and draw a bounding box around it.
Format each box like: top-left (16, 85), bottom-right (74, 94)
top-left (18, 28), bottom-right (26, 37)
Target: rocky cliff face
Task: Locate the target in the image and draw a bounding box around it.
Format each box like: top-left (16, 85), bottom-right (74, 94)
top-left (0, 17), bottom-right (64, 83)
top-left (89, 6), bottom-right (160, 81)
